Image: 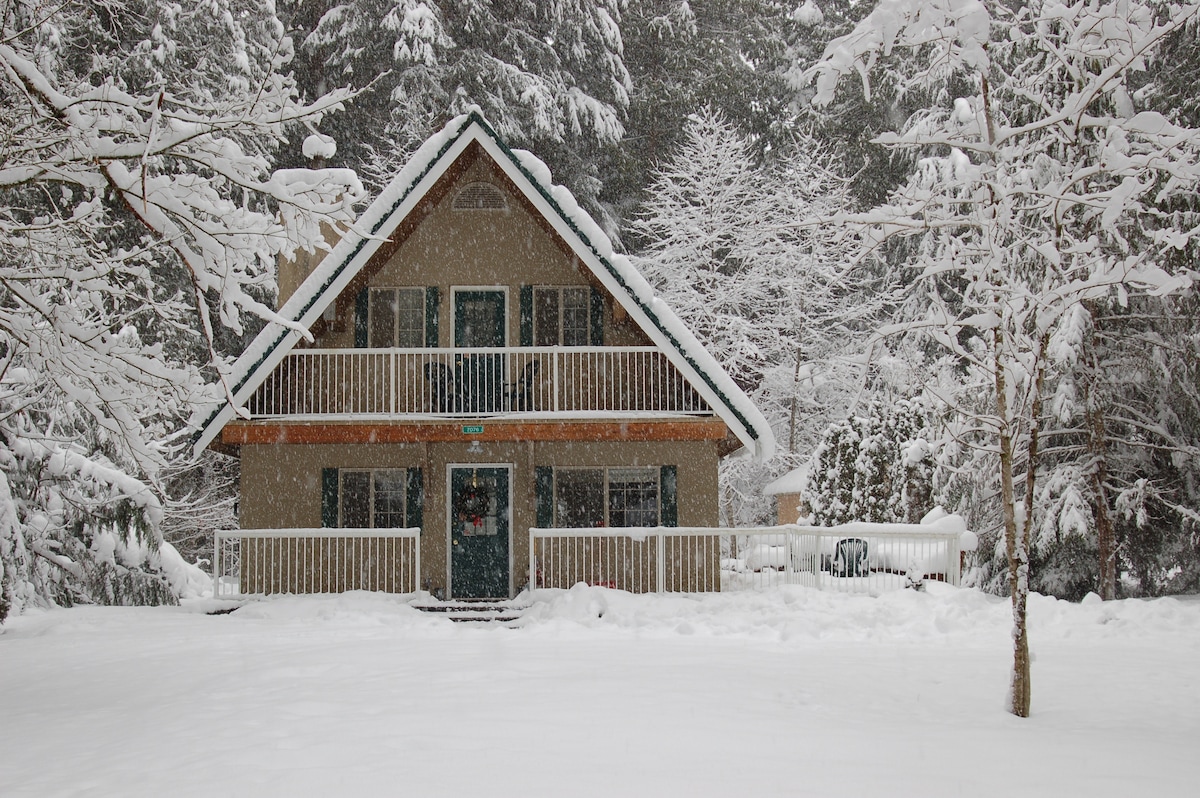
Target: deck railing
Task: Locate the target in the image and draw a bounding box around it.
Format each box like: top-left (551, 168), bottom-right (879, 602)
top-left (213, 528), bottom-right (421, 598)
top-left (245, 346), bottom-right (711, 418)
top-left (530, 522), bottom-right (975, 595)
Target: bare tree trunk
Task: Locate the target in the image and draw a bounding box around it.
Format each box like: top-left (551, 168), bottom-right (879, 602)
top-left (995, 327), bottom-right (1031, 718)
top-left (788, 337), bottom-right (803, 454)
top-left (1083, 306), bottom-right (1118, 600)
top-left (1091, 438), bottom-right (1116, 600)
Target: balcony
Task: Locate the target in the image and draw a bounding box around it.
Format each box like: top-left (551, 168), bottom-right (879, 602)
top-left (245, 346), bottom-right (712, 419)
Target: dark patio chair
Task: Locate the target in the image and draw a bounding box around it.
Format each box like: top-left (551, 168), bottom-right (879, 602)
top-left (423, 361), bottom-right (452, 413)
top-left (509, 359), bottom-right (540, 411)
top-left (832, 537), bottom-right (869, 577)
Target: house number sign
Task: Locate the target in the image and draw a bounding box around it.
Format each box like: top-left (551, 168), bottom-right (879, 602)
top-left (461, 425), bottom-right (484, 434)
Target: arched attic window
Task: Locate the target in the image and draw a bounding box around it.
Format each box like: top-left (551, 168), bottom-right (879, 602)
top-left (453, 181), bottom-right (508, 210)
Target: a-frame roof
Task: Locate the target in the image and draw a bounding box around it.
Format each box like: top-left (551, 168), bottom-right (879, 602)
top-left (190, 111), bottom-right (775, 461)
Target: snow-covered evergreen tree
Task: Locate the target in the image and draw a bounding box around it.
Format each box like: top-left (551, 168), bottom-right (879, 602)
top-left (803, 399), bottom-right (934, 526)
top-left (282, 0), bottom-right (630, 224)
top-left (630, 108), bottom-right (885, 524)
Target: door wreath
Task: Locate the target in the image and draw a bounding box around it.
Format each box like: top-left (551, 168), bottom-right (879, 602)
top-left (456, 481), bottom-right (491, 533)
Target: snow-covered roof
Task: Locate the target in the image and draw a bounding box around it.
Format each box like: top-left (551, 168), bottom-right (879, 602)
top-left (764, 463), bottom-right (809, 496)
top-left (190, 111), bottom-right (776, 461)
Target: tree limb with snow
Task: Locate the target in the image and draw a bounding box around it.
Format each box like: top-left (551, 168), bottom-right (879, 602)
top-left (0, 0), bottom-right (363, 617)
top-left (805, 0), bottom-right (1200, 717)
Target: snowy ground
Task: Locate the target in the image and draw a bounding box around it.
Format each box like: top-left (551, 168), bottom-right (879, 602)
top-left (2, 585), bottom-right (1198, 798)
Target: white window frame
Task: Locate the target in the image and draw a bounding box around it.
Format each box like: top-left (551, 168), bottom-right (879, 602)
top-left (552, 466), bottom-right (660, 528)
top-left (533, 286), bottom-right (591, 347)
top-left (368, 287), bottom-right (426, 348)
top-left (339, 468), bottom-right (407, 528)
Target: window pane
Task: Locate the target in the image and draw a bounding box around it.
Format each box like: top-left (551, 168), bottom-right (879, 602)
top-left (373, 469), bottom-right (407, 528)
top-left (533, 288), bottom-right (560, 347)
top-left (340, 471), bottom-right (371, 528)
top-left (395, 289), bottom-right (425, 348)
top-left (608, 467), bottom-right (659, 528)
top-left (369, 289), bottom-right (396, 347)
top-left (555, 469), bottom-right (604, 527)
top-left (561, 288), bottom-right (590, 346)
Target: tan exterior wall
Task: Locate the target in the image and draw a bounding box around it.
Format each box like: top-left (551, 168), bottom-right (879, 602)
top-left (309, 157), bottom-right (650, 350)
top-left (278, 220), bottom-right (342, 307)
top-left (775, 492), bottom-right (804, 525)
top-left (239, 437), bottom-right (718, 598)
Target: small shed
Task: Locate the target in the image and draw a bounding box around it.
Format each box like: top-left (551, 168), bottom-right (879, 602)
top-left (764, 463), bottom-right (810, 525)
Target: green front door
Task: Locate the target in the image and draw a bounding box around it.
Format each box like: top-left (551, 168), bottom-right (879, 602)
top-left (449, 466), bottom-right (511, 599)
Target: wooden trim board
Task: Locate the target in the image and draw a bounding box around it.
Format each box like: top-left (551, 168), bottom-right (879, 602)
top-left (221, 419), bottom-right (730, 447)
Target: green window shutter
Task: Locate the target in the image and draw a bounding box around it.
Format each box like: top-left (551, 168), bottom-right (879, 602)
top-left (535, 466), bottom-right (554, 528)
top-left (354, 288), bottom-right (369, 348)
top-left (405, 467), bottom-right (423, 531)
top-left (424, 287), bottom-right (439, 347)
top-left (589, 287), bottom-right (604, 346)
top-left (660, 465), bottom-right (678, 528)
top-left (519, 285), bottom-right (534, 347)
top-left (321, 468), bottom-right (340, 527)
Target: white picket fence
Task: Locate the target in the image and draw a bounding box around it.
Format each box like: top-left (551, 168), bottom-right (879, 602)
top-left (213, 528), bottom-right (421, 598)
top-left (212, 521), bottom-right (973, 599)
top-left (530, 521), bottom-right (975, 595)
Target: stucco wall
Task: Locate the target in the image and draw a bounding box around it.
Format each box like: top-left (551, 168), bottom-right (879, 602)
top-left (310, 155), bottom-right (649, 350)
top-left (239, 437), bottom-right (719, 598)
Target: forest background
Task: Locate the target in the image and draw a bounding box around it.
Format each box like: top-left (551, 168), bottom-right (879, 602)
top-left (1, 0), bottom-right (1198, 622)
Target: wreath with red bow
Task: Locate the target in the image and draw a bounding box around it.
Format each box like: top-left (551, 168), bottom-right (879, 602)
top-left (456, 482), bottom-right (490, 527)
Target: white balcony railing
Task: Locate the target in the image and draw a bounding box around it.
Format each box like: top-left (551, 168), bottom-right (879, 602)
top-left (245, 346), bottom-right (711, 418)
top-left (530, 522), bottom-right (976, 595)
top-left (214, 528), bottom-right (421, 597)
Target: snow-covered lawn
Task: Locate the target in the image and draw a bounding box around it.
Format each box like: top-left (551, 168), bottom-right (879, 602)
top-left (2, 585), bottom-right (1197, 797)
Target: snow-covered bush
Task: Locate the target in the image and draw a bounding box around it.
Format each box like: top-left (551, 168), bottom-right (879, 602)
top-left (803, 399), bottom-right (935, 527)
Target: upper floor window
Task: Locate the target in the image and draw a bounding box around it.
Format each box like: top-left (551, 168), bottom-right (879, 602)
top-left (534, 287), bottom-right (591, 346)
top-left (369, 287), bottom-right (425, 348)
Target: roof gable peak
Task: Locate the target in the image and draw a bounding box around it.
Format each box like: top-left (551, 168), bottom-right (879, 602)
top-left (190, 111), bottom-right (775, 462)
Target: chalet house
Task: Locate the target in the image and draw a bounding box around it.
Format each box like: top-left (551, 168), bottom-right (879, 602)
top-left (193, 112), bottom-right (775, 600)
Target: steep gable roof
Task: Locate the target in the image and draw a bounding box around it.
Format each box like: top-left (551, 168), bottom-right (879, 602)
top-left (191, 111), bottom-right (776, 461)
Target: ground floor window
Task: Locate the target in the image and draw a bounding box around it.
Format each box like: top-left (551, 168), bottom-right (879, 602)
top-left (552, 466), bottom-right (662, 528)
top-left (339, 469), bottom-right (407, 528)
top-left (322, 467), bottom-right (421, 529)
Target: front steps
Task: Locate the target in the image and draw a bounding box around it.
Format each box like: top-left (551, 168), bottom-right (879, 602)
top-left (411, 599), bottom-right (526, 623)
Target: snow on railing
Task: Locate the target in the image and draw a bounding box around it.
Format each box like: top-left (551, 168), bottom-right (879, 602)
top-left (213, 528), bottom-right (421, 598)
top-left (529, 515), bottom-right (977, 595)
top-left (244, 346), bottom-right (711, 418)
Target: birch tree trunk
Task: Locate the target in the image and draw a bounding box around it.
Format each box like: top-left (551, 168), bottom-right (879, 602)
top-left (995, 329), bottom-right (1032, 718)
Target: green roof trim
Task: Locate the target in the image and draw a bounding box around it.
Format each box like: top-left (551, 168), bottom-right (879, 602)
top-left (468, 114), bottom-right (761, 443)
top-left (191, 116), bottom-right (476, 443)
top-left (193, 111), bottom-right (761, 451)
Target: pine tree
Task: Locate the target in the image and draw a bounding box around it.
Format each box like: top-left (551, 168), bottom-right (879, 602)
top-left (630, 108), bottom-right (885, 523)
top-left (804, 400), bottom-right (935, 526)
top-left (281, 0), bottom-right (630, 223)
